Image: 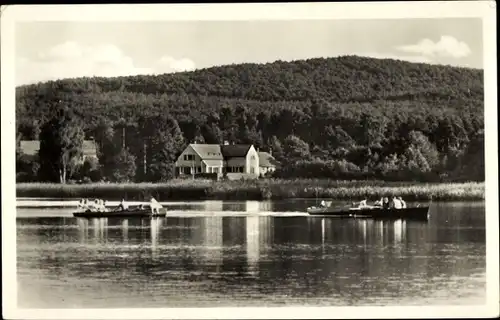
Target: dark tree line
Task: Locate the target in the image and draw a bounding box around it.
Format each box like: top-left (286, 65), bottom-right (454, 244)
top-left (15, 56), bottom-right (484, 183)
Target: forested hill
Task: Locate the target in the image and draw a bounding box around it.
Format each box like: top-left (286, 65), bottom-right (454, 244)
top-left (16, 56), bottom-right (485, 182)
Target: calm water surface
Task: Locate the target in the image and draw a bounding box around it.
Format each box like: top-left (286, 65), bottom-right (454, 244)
top-left (16, 200), bottom-right (486, 308)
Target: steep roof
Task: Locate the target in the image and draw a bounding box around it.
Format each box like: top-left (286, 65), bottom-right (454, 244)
top-left (190, 144), bottom-right (223, 160)
top-left (258, 151), bottom-right (280, 167)
top-left (188, 143), bottom-right (253, 159)
top-left (221, 145), bottom-right (252, 158)
top-left (19, 140), bottom-right (97, 156)
top-left (19, 141), bottom-right (40, 156)
top-left (82, 141), bottom-right (98, 155)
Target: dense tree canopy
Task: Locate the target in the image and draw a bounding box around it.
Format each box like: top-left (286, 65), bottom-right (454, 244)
top-left (37, 105), bottom-right (85, 183)
top-left (15, 55), bottom-right (484, 182)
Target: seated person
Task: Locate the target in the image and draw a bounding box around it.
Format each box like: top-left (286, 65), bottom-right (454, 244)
top-left (397, 196), bottom-right (407, 208)
top-left (382, 197), bottom-right (390, 209)
top-left (390, 196), bottom-right (403, 209)
top-left (118, 199), bottom-right (129, 211)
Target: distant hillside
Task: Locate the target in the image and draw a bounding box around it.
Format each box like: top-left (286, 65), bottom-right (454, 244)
top-left (15, 56), bottom-right (485, 182)
top-left (16, 55), bottom-right (483, 124)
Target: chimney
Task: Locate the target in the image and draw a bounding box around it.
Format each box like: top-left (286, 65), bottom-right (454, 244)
top-left (269, 148), bottom-right (272, 156)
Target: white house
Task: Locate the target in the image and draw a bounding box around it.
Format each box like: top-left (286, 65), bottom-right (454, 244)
top-left (175, 143), bottom-right (261, 180)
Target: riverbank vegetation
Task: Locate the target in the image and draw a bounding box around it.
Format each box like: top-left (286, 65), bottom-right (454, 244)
top-left (16, 180), bottom-right (485, 201)
top-left (16, 55), bottom-right (484, 184)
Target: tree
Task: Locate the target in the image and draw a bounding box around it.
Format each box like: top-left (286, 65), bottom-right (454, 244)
top-left (78, 157), bottom-right (101, 182)
top-left (407, 130), bottom-right (440, 170)
top-left (282, 135), bottom-right (311, 164)
top-left (38, 106), bottom-right (85, 183)
top-left (201, 123), bottom-right (223, 144)
top-left (140, 115), bottom-right (185, 181)
top-left (268, 135), bottom-right (284, 162)
top-left (109, 148), bottom-right (136, 182)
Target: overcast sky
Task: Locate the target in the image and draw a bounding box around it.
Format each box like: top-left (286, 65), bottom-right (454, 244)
top-left (15, 18), bottom-right (483, 86)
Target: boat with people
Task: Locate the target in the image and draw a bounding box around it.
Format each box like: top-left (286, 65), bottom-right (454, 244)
top-left (307, 196), bottom-right (430, 220)
top-left (73, 197), bottom-right (166, 218)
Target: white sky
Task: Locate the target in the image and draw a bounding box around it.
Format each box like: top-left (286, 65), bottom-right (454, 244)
top-left (15, 18), bottom-right (483, 86)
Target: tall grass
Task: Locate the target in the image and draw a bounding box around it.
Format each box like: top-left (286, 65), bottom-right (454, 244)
top-left (16, 179), bottom-right (485, 201)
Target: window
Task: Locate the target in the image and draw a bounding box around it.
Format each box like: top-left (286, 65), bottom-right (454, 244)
top-left (250, 168), bottom-right (255, 174)
top-left (251, 155), bottom-right (255, 160)
top-left (214, 167), bottom-right (219, 173)
top-left (238, 167), bottom-right (244, 173)
top-left (184, 154), bottom-right (195, 161)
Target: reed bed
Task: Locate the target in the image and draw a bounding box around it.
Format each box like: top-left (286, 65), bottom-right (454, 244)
top-left (16, 179), bottom-right (484, 201)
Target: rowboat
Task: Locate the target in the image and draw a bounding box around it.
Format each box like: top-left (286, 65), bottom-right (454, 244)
top-left (73, 207), bottom-right (166, 218)
top-left (307, 204), bottom-right (430, 220)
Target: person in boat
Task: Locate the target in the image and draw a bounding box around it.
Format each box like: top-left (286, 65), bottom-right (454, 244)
top-left (86, 199), bottom-right (98, 212)
top-left (390, 196), bottom-right (403, 209)
top-left (382, 197), bottom-right (390, 209)
top-left (118, 199), bottom-right (129, 211)
top-left (373, 197), bottom-right (383, 207)
top-left (149, 197), bottom-right (163, 214)
top-left (397, 196), bottom-right (406, 209)
top-left (100, 200), bottom-right (108, 212)
top-left (320, 200), bottom-right (327, 207)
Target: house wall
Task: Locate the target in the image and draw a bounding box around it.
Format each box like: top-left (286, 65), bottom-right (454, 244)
top-left (175, 145), bottom-right (204, 175)
top-left (175, 144), bottom-right (261, 179)
top-left (245, 146), bottom-right (260, 176)
top-left (201, 160), bottom-right (224, 174)
top-left (225, 157), bottom-right (246, 171)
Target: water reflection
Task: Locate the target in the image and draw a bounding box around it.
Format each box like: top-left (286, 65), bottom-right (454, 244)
top-left (16, 202), bottom-right (486, 308)
top-left (122, 219), bottom-right (128, 243)
top-left (150, 217), bottom-right (162, 258)
top-left (165, 200), bottom-right (274, 213)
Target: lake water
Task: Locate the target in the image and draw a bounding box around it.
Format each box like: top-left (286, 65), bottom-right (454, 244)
top-left (16, 200), bottom-right (486, 308)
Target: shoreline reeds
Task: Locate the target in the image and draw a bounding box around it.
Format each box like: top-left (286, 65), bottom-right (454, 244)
top-left (16, 179), bottom-right (485, 202)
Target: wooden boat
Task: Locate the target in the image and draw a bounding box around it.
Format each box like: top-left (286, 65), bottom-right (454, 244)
top-left (73, 206), bottom-right (166, 218)
top-left (307, 204), bottom-right (430, 220)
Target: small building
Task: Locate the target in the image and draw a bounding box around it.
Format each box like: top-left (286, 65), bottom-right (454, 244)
top-left (19, 140), bottom-right (98, 163)
top-left (174, 143), bottom-right (261, 180)
top-left (257, 151), bottom-right (279, 176)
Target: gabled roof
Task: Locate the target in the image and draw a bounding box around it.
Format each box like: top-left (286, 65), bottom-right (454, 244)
top-left (82, 141), bottom-right (97, 155)
top-left (19, 141), bottom-right (40, 156)
top-left (258, 151), bottom-right (280, 167)
top-left (19, 140), bottom-right (97, 156)
top-left (202, 159), bottom-right (223, 166)
top-left (221, 145), bottom-right (252, 158)
top-left (190, 144), bottom-right (223, 160)
top-left (188, 143), bottom-right (253, 160)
